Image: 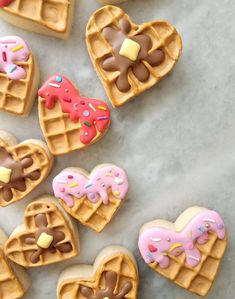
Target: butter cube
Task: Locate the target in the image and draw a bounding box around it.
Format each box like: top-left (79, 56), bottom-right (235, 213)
top-left (119, 38), bottom-right (141, 61)
top-left (0, 167), bottom-right (12, 184)
top-left (37, 232), bottom-right (53, 249)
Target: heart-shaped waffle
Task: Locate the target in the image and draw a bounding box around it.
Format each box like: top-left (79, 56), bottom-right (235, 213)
top-left (38, 74), bottom-right (111, 156)
top-left (0, 0), bottom-right (74, 39)
top-left (57, 246), bottom-right (138, 299)
top-left (0, 131), bottom-right (53, 207)
top-left (4, 195), bottom-right (80, 267)
top-left (0, 229), bottom-right (30, 299)
top-left (86, 5), bottom-right (182, 108)
top-left (53, 164), bottom-right (129, 232)
top-left (138, 207), bottom-right (227, 296)
top-left (0, 35), bottom-right (39, 116)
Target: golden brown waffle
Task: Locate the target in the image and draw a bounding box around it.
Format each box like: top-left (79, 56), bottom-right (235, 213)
top-left (149, 232), bottom-right (227, 296)
top-left (58, 191), bottom-right (124, 233)
top-left (0, 131), bottom-right (53, 207)
top-left (0, 229), bottom-right (30, 299)
top-left (4, 196), bottom-right (80, 267)
top-left (57, 246), bottom-right (138, 299)
top-left (53, 164), bottom-right (129, 232)
top-left (39, 99), bottom-right (87, 156)
top-left (0, 0), bottom-right (74, 39)
top-left (38, 75), bottom-right (111, 156)
top-left (0, 55), bottom-right (39, 116)
top-left (86, 5), bottom-right (182, 108)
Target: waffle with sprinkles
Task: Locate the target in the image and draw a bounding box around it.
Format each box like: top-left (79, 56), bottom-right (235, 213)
top-left (0, 229), bottom-right (30, 299)
top-left (138, 207), bottom-right (227, 296)
top-left (0, 0), bottom-right (74, 39)
top-left (0, 36), bottom-right (39, 116)
top-left (57, 246), bottom-right (138, 299)
top-left (4, 196), bottom-right (80, 267)
top-left (53, 164), bottom-right (129, 232)
top-left (38, 75), bottom-right (111, 156)
top-left (86, 5), bottom-right (182, 107)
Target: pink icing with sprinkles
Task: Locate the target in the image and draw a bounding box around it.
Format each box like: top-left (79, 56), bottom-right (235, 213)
top-left (52, 165), bottom-right (129, 208)
top-left (0, 36), bottom-right (30, 80)
top-left (138, 209), bottom-right (226, 268)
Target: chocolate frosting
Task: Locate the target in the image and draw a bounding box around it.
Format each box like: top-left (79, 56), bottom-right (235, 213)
top-left (80, 271), bottom-right (133, 299)
top-left (25, 213), bottom-right (72, 264)
top-left (102, 18), bottom-right (165, 92)
top-left (0, 147), bottom-right (41, 201)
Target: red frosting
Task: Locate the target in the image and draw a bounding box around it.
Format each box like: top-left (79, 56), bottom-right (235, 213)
top-left (0, 0), bottom-right (12, 7)
top-left (38, 75), bottom-right (110, 145)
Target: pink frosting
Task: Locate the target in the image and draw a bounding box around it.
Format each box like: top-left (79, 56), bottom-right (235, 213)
top-left (0, 36), bottom-right (30, 80)
top-left (138, 209), bottom-right (226, 268)
top-left (53, 165), bottom-right (129, 208)
top-left (0, 0), bottom-right (13, 7)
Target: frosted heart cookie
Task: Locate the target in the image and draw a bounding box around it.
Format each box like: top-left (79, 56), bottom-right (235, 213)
top-left (53, 164), bottom-right (128, 232)
top-left (4, 195), bottom-right (80, 267)
top-left (86, 5), bottom-right (182, 107)
top-left (38, 74), bottom-right (111, 156)
top-left (138, 207), bottom-right (227, 296)
top-left (0, 228), bottom-right (30, 299)
top-left (57, 246), bottom-right (138, 299)
top-left (0, 0), bottom-right (74, 39)
top-left (0, 36), bottom-right (39, 116)
top-left (0, 131), bottom-right (53, 207)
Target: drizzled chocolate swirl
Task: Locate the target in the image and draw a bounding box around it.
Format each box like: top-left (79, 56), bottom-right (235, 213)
top-left (102, 18), bottom-right (165, 92)
top-left (0, 147), bottom-right (40, 202)
top-left (24, 213), bottom-right (72, 264)
top-left (80, 271), bottom-right (133, 299)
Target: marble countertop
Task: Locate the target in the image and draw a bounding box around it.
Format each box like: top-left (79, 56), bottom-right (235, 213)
top-left (0, 0), bottom-right (234, 298)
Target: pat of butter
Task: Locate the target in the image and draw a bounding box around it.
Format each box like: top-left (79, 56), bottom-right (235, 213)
top-left (0, 166), bottom-right (12, 184)
top-left (119, 38), bottom-right (141, 61)
top-left (37, 232), bottom-right (53, 249)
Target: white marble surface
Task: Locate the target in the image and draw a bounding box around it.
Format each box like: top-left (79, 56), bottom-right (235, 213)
top-left (0, 0), bottom-right (234, 298)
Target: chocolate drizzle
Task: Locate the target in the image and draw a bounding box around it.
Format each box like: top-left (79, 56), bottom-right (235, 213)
top-left (80, 271), bottom-right (133, 299)
top-left (0, 147), bottom-right (41, 201)
top-left (24, 214), bottom-right (72, 264)
top-left (102, 18), bottom-right (165, 92)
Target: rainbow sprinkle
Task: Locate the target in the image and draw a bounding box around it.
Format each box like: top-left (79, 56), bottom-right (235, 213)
top-left (89, 103), bottom-right (96, 111)
top-left (69, 182), bottom-right (78, 188)
top-left (8, 64), bottom-right (17, 73)
top-left (98, 116), bottom-right (109, 121)
top-left (11, 44), bottom-right (24, 52)
top-left (84, 121), bottom-right (91, 127)
top-left (98, 105), bottom-right (107, 111)
top-left (85, 182), bottom-right (92, 189)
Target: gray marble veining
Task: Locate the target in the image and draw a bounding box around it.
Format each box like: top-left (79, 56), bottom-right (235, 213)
top-left (0, 0), bottom-right (234, 298)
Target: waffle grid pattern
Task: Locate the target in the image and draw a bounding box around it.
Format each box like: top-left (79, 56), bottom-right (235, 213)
top-left (3, 0), bottom-right (70, 32)
top-left (0, 139), bottom-right (50, 207)
top-left (0, 55), bottom-right (33, 115)
top-left (5, 199), bottom-right (78, 267)
top-left (59, 253), bottom-right (138, 299)
top-left (0, 249), bottom-right (24, 299)
top-left (39, 99), bottom-right (105, 155)
top-left (86, 5), bottom-right (182, 107)
top-left (150, 232), bottom-right (227, 296)
top-left (59, 190), bottom-right (123, 232)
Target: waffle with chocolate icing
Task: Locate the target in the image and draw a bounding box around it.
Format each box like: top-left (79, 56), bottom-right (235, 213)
top-left (0, 0), bottom-right (74, 39)
top-left (0, 229), bottom-right (30, 299)
top-left (86, 5), bottom-right (182, 107)
top-left (4, 196), bottom-right (80, 267)
top-left (0, 131), bottom-right (53, 207)
top-left (57, 246), bottom-right (138, 299)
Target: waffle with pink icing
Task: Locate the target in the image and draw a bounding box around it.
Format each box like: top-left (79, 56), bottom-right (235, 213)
top-left (53, 164), bottom-right (129, 232)
top-left (0, 36), bottom-right (39, 116)
top-left (138, 207), bottom-right (227, 296)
